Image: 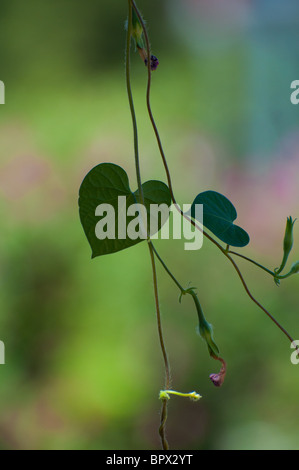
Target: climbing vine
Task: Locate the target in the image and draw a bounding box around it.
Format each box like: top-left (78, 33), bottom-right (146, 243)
top-left (79, 0), bottom-right (299, 450)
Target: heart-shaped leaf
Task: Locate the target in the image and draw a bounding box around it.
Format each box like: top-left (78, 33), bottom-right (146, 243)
top-left (190, 190), bottom-right (250, 247)
top-left (79, 163), bottom-right (171, 258)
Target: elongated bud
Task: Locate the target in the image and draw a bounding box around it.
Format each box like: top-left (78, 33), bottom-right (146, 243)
top-left (198, 319), bottom-right (220, 358)
top-left (275, 216), bottom-right (297, 275)
top-left (130, 7), bottom-right (159, 71)
top-left (191, 291), bottom-right (220, 358)
top-left (187, 290), bottom-right (226, 386)
top-left (284, 216), bottom-right (296, 255)
top-left (132, 8), bottom-right (146, 50)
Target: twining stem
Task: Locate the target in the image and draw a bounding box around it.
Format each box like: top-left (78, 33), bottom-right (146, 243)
top-left (150, 242), bottom-right (186, 293)
top-left (148, 242), bottom-right (171, 450)
top-left (274, 270), bottom-right (296, 280)
top-left (224, 251), bottom-right (295, 344)
top-left (126, 1), bottom-right (170, 450)
top-left (130, 0), bottom-right (298, 351)
top-left (151, 241), bottom-right (296, 356)
top-left (126, 2), bottom-right (143, 199)
top-left (227, 251), bottom-right (276, 277)
top-left (148, 245), bottom-right (172, 386)
top-left (160, 390), bottom-right (201, 401)
top-left (227, 251), bottom-right (296, 280)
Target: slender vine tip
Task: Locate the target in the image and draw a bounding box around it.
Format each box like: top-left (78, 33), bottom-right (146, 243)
top-left (188, 391), bottom-right (202, 402)
top-left (159, 390), bottom-right (202, 402)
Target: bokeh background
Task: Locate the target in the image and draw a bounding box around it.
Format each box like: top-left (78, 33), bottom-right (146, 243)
top-left (0, 0), bottom-right (299, 450)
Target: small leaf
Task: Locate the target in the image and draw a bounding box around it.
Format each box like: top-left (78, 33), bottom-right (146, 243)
top-left (79, 163), bottom-right (171, 258)
top-left (190, 190), bottom-right (250, 248)
top-left (274, 277), bottom-right (281, 287)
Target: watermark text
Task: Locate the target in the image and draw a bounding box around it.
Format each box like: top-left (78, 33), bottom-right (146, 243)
top-left (290, 340), bottom-right (299, 365)
top-left (95, 199), bottom-right (203, 251)
top-left (0, 341), bottom-right (5, 365)
top-left (290, 80), bottom-right (299, 105)
top-left (0, 81), bottom-right (4, 104)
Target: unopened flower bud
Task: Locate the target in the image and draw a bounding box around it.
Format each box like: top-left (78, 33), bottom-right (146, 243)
top-left (210, 358), bottom-right (227, 388)
top-left (275, 216), bottom-right (297, 275)
top-left (284, 216), bottom-right (296, 255)
top-left (144, 55), bottom-right (159, 71)
top-left (290, 261), bottom-right (299, 275)
top-left (210, 372), bottom-right (225, 387)
top-left (130, 8), bottom-right (159, 71)
top-left (131, 8), bottom-right (145, 50)
top-left (198, 319), bottom-right (220, 358)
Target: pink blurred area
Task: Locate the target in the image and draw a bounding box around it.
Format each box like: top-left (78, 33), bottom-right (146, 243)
top-left (0, 124), bottom-right (67, 224)
top-left (223, 136), bottom-right (299, 252)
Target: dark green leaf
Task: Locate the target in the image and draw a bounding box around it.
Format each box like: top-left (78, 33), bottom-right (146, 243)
top-left (190, 190), bottom-right (250, 247)
top-left (79, 163), bottom-right (171, 258)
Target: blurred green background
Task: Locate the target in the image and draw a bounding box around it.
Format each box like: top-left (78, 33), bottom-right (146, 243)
top-left (0, 0), bottom-right (299, 450)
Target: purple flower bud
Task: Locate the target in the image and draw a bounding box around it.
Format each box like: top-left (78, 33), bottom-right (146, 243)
top-left (210, 372), bottom-right (225, 388)
top-left (144, 55), bottom-right (159, 71)
top-left (209, 357), bottom-right (226, 388)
